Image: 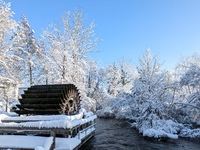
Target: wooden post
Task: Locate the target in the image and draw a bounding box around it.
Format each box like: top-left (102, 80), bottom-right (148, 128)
top-left (50, 131), bottom-right (55, 150)
top-left (78, 126), bottom-right (80, 139)
top-left (6, 96), bottom-right (8, 113)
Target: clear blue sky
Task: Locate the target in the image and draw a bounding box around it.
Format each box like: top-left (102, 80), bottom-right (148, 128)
top-left (5, 0), bottom-right (200, 70)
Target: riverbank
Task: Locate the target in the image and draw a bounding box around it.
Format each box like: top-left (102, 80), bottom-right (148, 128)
top-left (81, 118), bottom-right (200, 150)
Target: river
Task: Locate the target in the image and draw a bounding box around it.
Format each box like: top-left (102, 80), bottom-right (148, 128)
top-left (81, 118), bottom-right (200, 150)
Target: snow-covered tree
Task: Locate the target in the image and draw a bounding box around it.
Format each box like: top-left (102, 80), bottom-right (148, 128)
top-left (175, 53), bottom-right (200, 78)
top-left (11, 14), bottom-right (38, 86)
top-left (172, 53), bottom-right (200, 108)
top-left (42, 8), bottom-right (99, 84)
top-left (173, 64), bottom-right (200, 124)
top-left (131, 47), bottom-right (169, 103)
top-left (85, 59), bottom-right (98, 97)
top-left (41, 8), bottom-right (100, 111)
top-left (0, 0), bottom-right (16, 46)
top-left (0, 0), bottom-right (17, 82)
top-left (117, 58), bottom-right (136, 92)
top-left (85, 62), bottom-right (108, 109)
top-left (0, 0), bottom-right (21, 112)
top-left (180, 64), bottom-right (200, 91)
top-left (36, 36), bottom-right (56, 85)
top-left (104, 62), bottom-right (122, 97)
top-left (62, 8), bottom-right (99, 61)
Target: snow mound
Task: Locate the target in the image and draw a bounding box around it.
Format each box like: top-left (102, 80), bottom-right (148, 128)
top-left (143, 128), bottom-right (178, 139)
top-left (35, 146), bottom-right (44, 150)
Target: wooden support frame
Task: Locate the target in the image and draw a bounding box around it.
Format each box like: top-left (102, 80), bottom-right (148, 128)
top-left (0, 117), bottom-right (97, 150)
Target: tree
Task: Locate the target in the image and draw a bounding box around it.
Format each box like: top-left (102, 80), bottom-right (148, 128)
top-left (131, 47), bottom-right (169, 103)
top-left (41, 8), bottom-right (100, 111)
top-left (172, 53), bottom-right (200, 102)
top-left (0, 0), bottom-right (16, 46)
top-left (11, 14), bottom-right (38, 86)
top-left (62, 8), bottom-right (99, 61)
top-left (117, 58), bottom-right (136, 92)
top-left (180, 64), bottom-right (200, 91)
top-left (0, 0), bottom-right (21, 112)
top-left (104, 62), bottom-right (122, 97)
top-left (42, 8), bottom-right (99, 86)
top-left (36, 35), bottom-right (56, 85)
top-left (0, 0), bottom-right (17, 82)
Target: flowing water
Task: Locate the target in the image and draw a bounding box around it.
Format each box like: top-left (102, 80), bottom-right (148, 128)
top-left (81, 118), bottom-right (200, 150)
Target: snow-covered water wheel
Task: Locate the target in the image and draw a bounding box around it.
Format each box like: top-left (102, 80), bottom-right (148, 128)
top-left (61, 84), bottom-right (80, 115)
top-left (14, 84), bottom-right (81, 116)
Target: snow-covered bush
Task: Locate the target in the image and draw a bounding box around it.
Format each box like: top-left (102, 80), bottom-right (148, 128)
top-left (134, 101), bottom-right (184, 138)
top-left (180, 128), bottom-right (200, 138)
top-left (81, 96), bottom-right (96, 113)
top-left (97, 91), bottom-right (138, 119)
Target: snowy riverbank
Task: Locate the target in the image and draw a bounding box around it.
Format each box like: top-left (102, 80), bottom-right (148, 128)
top-left (97, 91), bottom-right (200, 140)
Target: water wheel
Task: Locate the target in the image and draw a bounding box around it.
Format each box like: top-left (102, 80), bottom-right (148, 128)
top-left (14, 84), bottom-right (81, 115)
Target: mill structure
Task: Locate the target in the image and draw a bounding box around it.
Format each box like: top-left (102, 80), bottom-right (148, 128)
top-left (14, 84), bottom-right (81, 115)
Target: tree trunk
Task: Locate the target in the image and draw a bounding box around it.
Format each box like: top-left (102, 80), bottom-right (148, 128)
top-left (30, 65), bottom-right (32, 86)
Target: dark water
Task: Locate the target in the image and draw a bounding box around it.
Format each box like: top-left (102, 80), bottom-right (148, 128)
top-left (81, 118), bottom-right (200, 150)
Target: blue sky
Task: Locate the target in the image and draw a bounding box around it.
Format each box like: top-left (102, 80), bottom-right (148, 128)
top-left (5, 0), bottom-right (200, 71)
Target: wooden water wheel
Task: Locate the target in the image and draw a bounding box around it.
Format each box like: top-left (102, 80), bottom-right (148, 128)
top-left (14, 84), bottom-right (81, 115)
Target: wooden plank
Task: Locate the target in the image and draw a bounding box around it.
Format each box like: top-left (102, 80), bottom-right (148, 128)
top-left (0, 129), bottom-right (52, 135)
top-left (21, 93), bottom-right (63, 99)
top-left (31, 84), bottom-right (72, 89)
top-left (0, 127), bottom-right (70, 133)
top-left (16, 104), bottom-right (61, 109)
top-left (25, 89), bottom-right (63, 94)
top-left (19, 98), bottom-right (62, 104)
top-left (15, 109), bottom-right (61, 115)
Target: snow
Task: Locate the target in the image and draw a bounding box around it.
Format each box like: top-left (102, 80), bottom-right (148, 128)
top-left (179, 128), bottom-right (200, 138)
top-left (2, 109), bottom-right (85, 122)
top-left (0, 115), bottom-right (97, 129)
top-left (44, 137), bottom-right (54, 150)
top-left (35, 146), bottom-right (45, 150)
top-left (174, 102), bottom-right (200, 110)
top-left (0, 135), bottom-right (82, 150)
top-left (0, 114), bottom-right (7, 121)
top-left (143, 129), bottom-right (178, 139)
top-left (0, 107), bottom-right (97, 150)
top-left (97, 90), bottom-right (200, 139)
top-left (0, 135), bottom-right (51, 149)
top-left (197, 120), bottom-right (200, 125)
top-left (77, 127), bottom-right (95, 140)
top-left (55, 138), bottom-right (81, 150)
top-left (0, 108), bottom-right (96, 129)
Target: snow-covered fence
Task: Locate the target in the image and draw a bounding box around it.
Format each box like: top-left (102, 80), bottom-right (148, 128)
top-left (77, 119), bottom-right (96, 140)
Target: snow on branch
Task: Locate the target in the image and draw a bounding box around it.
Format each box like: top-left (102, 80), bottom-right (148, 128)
top-left (174, 102), bottom-right (200, 110)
